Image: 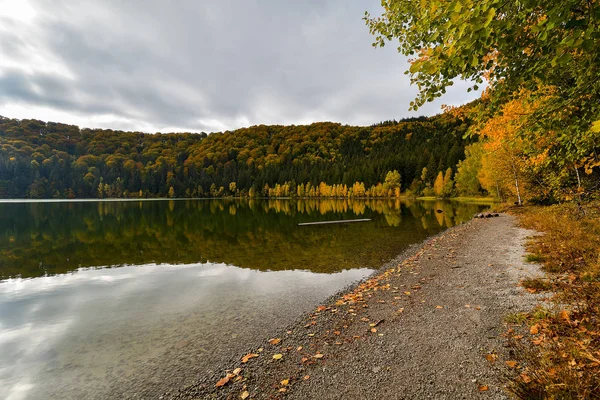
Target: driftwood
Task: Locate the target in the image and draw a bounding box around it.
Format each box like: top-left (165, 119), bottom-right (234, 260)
top-left (298, 218), bottom-right (372, 226)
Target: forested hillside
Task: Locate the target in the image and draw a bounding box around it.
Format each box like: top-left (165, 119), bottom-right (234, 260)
top-left (0, 114), bottom-right (472, 199)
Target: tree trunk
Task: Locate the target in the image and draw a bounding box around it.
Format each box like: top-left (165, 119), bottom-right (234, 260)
top-left (511, 163), bottom-right (522, 206)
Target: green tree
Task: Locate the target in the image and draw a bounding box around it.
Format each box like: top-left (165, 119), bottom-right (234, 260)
top-left (455, 143), bottom-right (484, 196)
top-left (365, 0), bottom-right (600, 114)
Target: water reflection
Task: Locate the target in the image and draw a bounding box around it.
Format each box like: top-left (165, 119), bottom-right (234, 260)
top-left (0, 198), bottom-right (490, 399)
top-left (0, 262), bottom-right (370, 400)
top-left (0, 199), bottom-right (488, 279)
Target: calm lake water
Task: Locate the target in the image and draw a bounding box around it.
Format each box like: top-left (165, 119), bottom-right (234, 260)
top-left (0, 198), bottom-right (490, 399)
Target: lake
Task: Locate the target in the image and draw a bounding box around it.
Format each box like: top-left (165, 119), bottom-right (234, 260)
top-left (0, 198), bottom-right (490, 399)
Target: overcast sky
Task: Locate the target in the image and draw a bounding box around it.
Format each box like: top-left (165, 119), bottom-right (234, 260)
top-left (0, 0), bottom-right (479, 133)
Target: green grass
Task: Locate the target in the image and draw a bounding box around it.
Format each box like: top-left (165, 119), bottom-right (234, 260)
top-left (524, 253), bottom-right (544, 263)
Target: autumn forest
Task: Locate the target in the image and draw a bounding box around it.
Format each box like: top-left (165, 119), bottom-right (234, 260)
top-left (0, 114), bottom-right (476, 200)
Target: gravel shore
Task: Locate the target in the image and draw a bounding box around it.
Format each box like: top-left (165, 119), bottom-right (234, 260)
top-left (169, 214), bottom-right (542, 399)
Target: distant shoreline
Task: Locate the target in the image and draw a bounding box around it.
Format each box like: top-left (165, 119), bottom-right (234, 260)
top-left (0, 196), bottom-right (497, 204)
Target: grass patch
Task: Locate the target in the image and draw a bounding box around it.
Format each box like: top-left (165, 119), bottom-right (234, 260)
top-left (524, 253), bottom-right (544, 263)
top-left (505, 312), bottom-right (529, 324)
top-left (505, 201), bottom-right (600, 399)
top-left (521, 277), bottom-right (552, 292)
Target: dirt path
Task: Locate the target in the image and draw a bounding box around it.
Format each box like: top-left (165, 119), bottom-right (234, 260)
top-left (171, 214), bottom-right (543, 399)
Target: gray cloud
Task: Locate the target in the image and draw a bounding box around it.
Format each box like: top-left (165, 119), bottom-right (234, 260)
top-left (0, 0), bottom-right (479, 133)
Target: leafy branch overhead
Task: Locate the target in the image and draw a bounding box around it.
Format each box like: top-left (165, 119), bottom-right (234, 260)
top-left (365, 0), bottom-right (600, 112)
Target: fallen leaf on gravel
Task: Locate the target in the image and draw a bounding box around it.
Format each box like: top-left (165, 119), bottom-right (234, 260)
top-left (436, 305), bottom-right (443, 309)
top-left (216, 373), bottom-right (234, 387)
top-left (371, 328), bottom-right (377, 333)
top-left (273, 354), bottom-right (283, 360)
top-left (465, 304), bottom-right (471, 308)
top-left (404, 291), bottom-right (411, 295)
top-left (281, 379), bottom-right (289, 386)
top-left (530, 324), bottom-right (539, 334)
top-left (334, 331), bottom-right (341, 335)
top-left (241, 353), bottom-right (259, 363)
top-left (485, 353), bottom-right (498, 363)
top-left (335, 342), bottom-right (342, 345)
top-left (314, 353), bottom-right (324, 359)
top-left (240, 391), bottom-right (250, 399)
top-left (233, 368), bottom-right (242, 375)
top-left (361, 317), bottom-right (370, 322)
top-left (520, 373), bottom-right (532, 383)
top-left (301, 357), bottom-right (309, 363)
top-left (308, 333), bottom-right (315, 337)
top-left (506, 361), bottom-right (518, 368)
top-left (303, 375), bottom-right (310, 380)
top-left (559, 309), bottom-right (570, 322)
top-left (279, 388), bottom-right (287, 393)
top-left (316, 305), bottom-right (327, 312)
top-left (297, 346), bottom-right (303, 351)
top-left (268, 338), bottom-right (281, 345)
top-left (475, 306), bottom-right (481, 310)
top-left (478, 385), bottom-right (489, 391)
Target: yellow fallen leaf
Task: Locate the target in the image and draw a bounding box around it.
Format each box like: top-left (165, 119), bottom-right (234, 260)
top-left (241, 353), bottom-right (259, 363)
top-left (240, 391), bottom-right (250, 399)
top-left (297, 346), bottom-right (303, 351)
top-left (370, 328), bottom-right (377, 333)
top-left (530, 324), bottom-right (539, 335)
top-left (268, 338), bottom-right (281, 345)
top-left (520, 373), bottom-right (532, 383)
top-left (559, 309), bottom-right (570, 322)
top-left (478, 385), bottom-right (489, 392)
top-left (233, 367), bottom-right (242, 375)
top-left (404, 291), bottom-right (411, 295)
top-left (505, 360), bottom-right (518, 368)
top-left (280, 379), bottom-right (289, 386)
top-left (273, 353), bottom-right (283, 360)
top-left (314, 353), bottom-right (324, 359)
top-left (303, 375), bottom-right (310, 380)
top-left (436, 305), bottom-right (443, 309)
top-left (279, 388), bottom-right (287, 393)
top-left (216, 373), bottom-right (234, 387)
top-left (485, 353), bottom-right (497, 363)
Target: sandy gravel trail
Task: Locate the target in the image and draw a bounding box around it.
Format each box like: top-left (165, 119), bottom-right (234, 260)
top-left (171, 214), bottom-right (542, 400)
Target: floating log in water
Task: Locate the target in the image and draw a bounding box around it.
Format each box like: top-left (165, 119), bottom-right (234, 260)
top-left (298, 218), bottom-right (372, 226)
